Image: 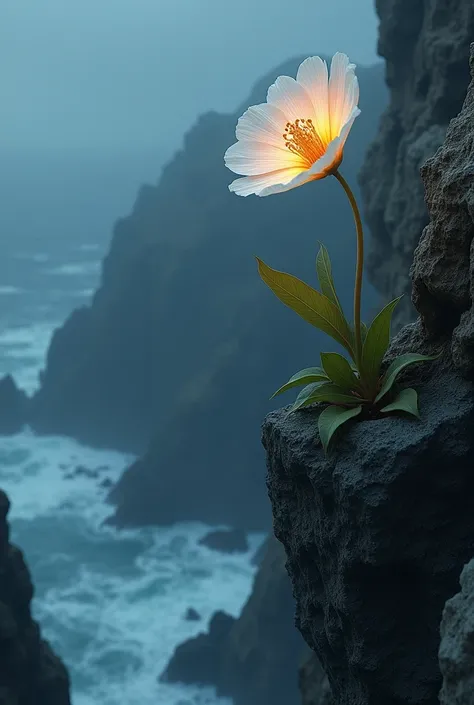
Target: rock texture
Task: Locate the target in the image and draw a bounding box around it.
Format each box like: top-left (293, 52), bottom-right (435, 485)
top-left (28, 60), bottom-right (386, 530)
top-left (161, 537), bottom-right (309, 705)
top-left (359, 0), bottom-right (474, 329)
top-left (438, 558), bottom-right (474, 705)
top-left (263, 365), bottom-right (474, 705)
top-left (0, 490), bottom-right (71, 705)
top-left (262, 43), bottom-right (474, 705)
top-left (412, 45), bottom-right (474, 378)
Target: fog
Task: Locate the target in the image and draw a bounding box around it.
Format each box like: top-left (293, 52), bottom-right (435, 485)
top-left (1, 0), bottom-right (378, 154)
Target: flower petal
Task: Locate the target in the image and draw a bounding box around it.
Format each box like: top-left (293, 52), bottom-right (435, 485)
top-left (224, 139), bottom-right (305, 176)
top-left (328, 53), bottom-right (358, 140)
top-left (229, 167), bottom-right (305, 197)
top-left (257, 169), bottom-right (315, 197)
top-left (336, 106), bottom-right (361, 151)
top-left (296, 56), bottom-right (331, 145)
top-left (266, 76), bottom-right (315, 123)
top-left (235, 103), bottom-right (290, 149)
top-left (257, 108), bottom-right (360, 198)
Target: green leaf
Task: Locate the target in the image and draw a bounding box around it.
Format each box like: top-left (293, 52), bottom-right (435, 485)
top-left (361, 296), bottom-right (403, 389)
top-left (361, 322), bottom-right (368, 344)
top-left (318, 404), bottom-right (362, 453)
top-left (375, 352), bottom-right (441, 403)
top-left (380, 387), bottom-right (420, 418)
top-left (256, 258), bottom-right (355, 357)
top-left (320, 352), bottom-right (361, 392)
top-left (289, 382), bottom-right (363, 413)
top-left (271, 367), bottom-right (329, 398)
top-left (316, 244), bottom-right (344, 314)
top-left (290, 382), bottom-right (329, 412)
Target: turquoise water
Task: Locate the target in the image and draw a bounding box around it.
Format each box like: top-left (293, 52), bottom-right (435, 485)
top-left (0, 154), bottom-right (263, 704)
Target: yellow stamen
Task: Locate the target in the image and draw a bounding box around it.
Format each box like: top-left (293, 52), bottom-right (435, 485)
top-left (283, 118), bottom-right (325, 166)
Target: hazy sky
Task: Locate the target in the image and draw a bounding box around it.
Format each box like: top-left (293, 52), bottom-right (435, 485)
top-left (1, 0), bottom-right (379, 154)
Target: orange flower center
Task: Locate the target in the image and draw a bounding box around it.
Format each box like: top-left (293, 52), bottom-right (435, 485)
top-left (283, 118), bottom-right (326, 166)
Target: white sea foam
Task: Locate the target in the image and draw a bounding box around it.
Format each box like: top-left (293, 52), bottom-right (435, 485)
top-left (0, 244), bottom-right (263, 705)
top-left (0, 431), bottom-right (263, 705)
top-left (47, 262), bottom-right (100, 276)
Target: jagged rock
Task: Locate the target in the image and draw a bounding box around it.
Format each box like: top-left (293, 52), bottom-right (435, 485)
top-left (184, 608), bottom-right (201, 622)
top-left (160, 611), bottom-right (235, 686)
top-left (411, 45), bottom-right (474, 378)
top-left (218, 537), bottom-right (305, 705)
top-left (198, 528), bottom-right (248, 554)
top-left (359, 0), bottom-right (474, 330)
top-left (439, 558), bottom-right (474, 705)
top-left (0, 490), bottom-right (71, 705)
top-left (161, 537), bottom-right (306, 705)
top-left (0, 375), bottom-right (28, 435)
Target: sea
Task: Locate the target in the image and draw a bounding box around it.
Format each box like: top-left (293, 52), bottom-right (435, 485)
top-left (0, 150), bottom-right (265, 705)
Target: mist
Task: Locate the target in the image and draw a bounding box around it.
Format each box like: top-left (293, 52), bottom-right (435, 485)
top-left (1, 0), bottom-right (378, 155)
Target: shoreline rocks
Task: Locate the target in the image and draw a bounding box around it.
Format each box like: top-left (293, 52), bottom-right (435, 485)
top-left (0, 490), bottom-right (71, 705)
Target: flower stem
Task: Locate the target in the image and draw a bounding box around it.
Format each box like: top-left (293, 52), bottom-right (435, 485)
top-left (334, 170), bottom-right (364, 369)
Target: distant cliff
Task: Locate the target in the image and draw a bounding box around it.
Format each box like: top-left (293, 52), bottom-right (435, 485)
top-left (359, 0), bottom-right (474, 328)
top-left (161, 537), bottom-right (308, 705)
top-left (0, 490), bottom-right (71, 705)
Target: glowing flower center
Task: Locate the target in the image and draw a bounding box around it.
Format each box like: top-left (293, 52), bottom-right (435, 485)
top-left (283, 118), bottom-right (325, 166)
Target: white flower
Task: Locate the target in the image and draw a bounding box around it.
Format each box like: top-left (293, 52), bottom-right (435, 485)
top-left (224, 53), bottom-right (360, 197)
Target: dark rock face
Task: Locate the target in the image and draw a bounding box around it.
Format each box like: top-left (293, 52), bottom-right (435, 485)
top-left (359, 0), bottom-right (474, 329)
top-left (0, 490), bottom-right (71, 705)
top-left (262, 43), bottom-right (474, 705)
top-left (263, 366), bottom-right (474, 705)
top-left (198, 528), bottom-right (248, 554)
top-left (411, 47), bottom-right (474, 377)
top-left (438, 558), bottom-right (474, 705)
top-left (161, 611), bottom-right (235, 686)
top-left (184, 607), bottom-right (201, 622)
top-left (161, 537), bottom-right (307, 705)
top-left (0, 375), bottom-right (28, 435)
top-left (29, 60), bottom-right (387, 529)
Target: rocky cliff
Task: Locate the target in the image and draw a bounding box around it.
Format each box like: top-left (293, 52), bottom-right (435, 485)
top-left (262, 42), bottom-right (474, 705)
top-left (438, 558), bottom-right (474, 705)
top-left (161, 537), bottom-right (309, 705)
top-left (359, 0), bottom-right (474, 329)
top-left (0, 490), bottom-right (71, 705)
